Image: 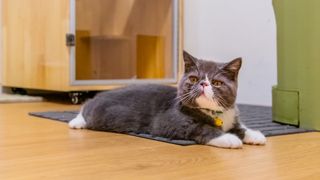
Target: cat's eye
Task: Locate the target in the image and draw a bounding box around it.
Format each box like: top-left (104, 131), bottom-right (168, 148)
top-left (189, 76), bottom-right (199, 83)
top-left (212, 80), bottom-right (224, 87)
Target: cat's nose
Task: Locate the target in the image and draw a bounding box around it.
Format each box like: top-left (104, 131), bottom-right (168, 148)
top-left (200, 82), bottom-right (209, 87)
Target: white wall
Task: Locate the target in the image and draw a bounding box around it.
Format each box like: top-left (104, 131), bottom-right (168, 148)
top-left (184, 0), bottom-right (277, 106)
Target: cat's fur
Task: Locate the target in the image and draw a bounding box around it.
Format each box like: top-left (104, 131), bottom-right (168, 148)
top-left (69, 51), bottom-right (266, 148)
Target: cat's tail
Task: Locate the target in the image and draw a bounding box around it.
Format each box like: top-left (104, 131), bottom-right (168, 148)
top-left (68, 106), bottom-right (87, 129)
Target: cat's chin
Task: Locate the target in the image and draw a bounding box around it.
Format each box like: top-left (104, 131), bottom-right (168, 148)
top-left (195, 95), bottom-right (224, 112)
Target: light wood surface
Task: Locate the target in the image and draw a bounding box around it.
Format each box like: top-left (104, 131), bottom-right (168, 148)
top-left (137, 35), bottom-right (165, 78)
top-left (0, 102), bottom-right (319, 180)
top-left (2, 0), bottom-right (70, 91)
top-left (76, 0), bottom-right (173, 80)
top-left (2, 0), bottom-right (182, 91)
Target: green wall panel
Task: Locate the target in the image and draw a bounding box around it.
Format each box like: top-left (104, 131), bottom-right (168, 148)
top-left (273, 0), bottom-right (320, 130)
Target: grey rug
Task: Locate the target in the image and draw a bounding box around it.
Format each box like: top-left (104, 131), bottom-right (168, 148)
top-left (29, 105), bottom-right (313, 146)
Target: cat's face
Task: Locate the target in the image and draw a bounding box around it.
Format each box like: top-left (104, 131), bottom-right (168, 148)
top-left (177, 51), bottom-right (242, 111)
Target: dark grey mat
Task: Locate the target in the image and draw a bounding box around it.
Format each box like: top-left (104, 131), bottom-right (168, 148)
top-left (29, 105), bottom-right (313, 146)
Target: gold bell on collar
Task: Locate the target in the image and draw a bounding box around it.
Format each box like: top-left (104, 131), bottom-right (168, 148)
top-left (214, 117), bottom-right (223, 127)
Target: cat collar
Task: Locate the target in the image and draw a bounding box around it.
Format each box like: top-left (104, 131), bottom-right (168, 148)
top-left (198, 108), bottom-right (224, 127)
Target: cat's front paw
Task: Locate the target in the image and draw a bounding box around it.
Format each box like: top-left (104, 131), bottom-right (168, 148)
top-left (68, 113), bottom-right (86, 129)
top-left (207, 133), bottom-right (243, 149)
top-left (243, 129), bottom-right (266, 145)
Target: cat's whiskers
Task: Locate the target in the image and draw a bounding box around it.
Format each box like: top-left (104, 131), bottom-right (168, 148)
top-left (179, 95), bottom-right (191, 103)
top-left (185, 89), bottom-right (198, 103)
top-left (215, 95), bottom-right (228, 109)
top-left (175, 91), bottom-right (193, 100)
top-left (175, 92), bottom-right (194, 104)
top-left (175, 92), bottom-right (193, 102)
top-left (191, 89), bottom-right (202, 103)
top-left (177, 89), bottom-right (199, 104)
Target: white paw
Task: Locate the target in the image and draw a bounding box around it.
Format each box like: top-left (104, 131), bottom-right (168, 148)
top-left (243, 129), bottom-right (266, 145)
top-left (68, 113), bottom-right (86, 129)
top-left (207, 133), bottom-right (243, 149)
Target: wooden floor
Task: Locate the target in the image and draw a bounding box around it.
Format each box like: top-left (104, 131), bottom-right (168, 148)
top-left (0, 102), bottom-right (319, 180)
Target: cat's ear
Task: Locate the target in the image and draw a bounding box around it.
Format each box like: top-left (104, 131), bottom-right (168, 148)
top-left (183, 51), bottom-right (198, 73)
top-left (222, 57), bottom-right (242, 78)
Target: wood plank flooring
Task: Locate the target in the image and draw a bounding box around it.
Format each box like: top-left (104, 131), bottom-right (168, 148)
top-left (0, 102), bottom-right (319, 180)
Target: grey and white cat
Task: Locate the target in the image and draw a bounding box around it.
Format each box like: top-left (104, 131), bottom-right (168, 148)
top-left (69, 51), bottom-right (266, 149)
